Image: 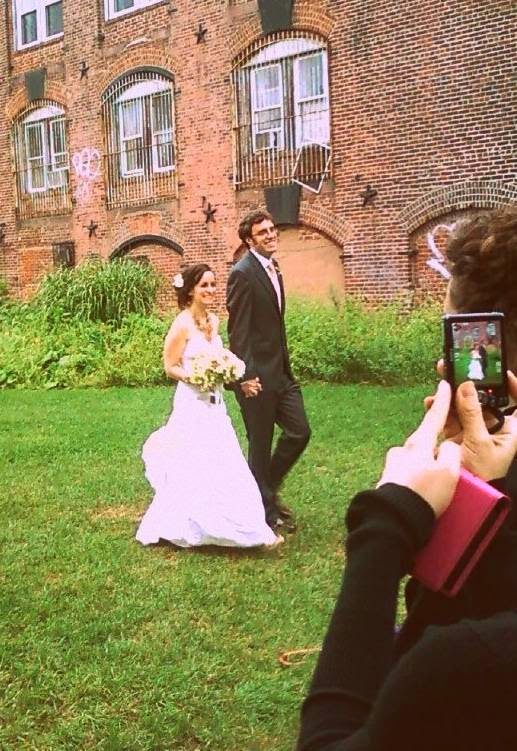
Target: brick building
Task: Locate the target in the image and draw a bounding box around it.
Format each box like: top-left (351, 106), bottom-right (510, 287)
top-left (0, 0), bottom-right (515, 306)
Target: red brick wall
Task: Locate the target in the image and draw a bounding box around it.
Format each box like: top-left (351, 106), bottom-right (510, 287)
top-left (329, 0), bottom-right (517, 302)
top-left (0, 0), bottom-right (515, 307)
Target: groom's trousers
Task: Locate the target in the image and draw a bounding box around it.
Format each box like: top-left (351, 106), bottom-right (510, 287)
top-left (235, 376), bottom-right (311, 524)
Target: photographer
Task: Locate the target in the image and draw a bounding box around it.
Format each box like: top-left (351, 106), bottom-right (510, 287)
top-left (398, 204), bottom-right (517, 655)
top-left (297, 206), bottom-right (517, 751)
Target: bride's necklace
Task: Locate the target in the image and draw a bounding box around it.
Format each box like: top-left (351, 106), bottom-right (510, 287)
top-left (190, 308), bottom-right (213, 340)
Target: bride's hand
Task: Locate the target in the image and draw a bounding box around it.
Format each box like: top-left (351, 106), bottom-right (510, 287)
top-left (241, 378), bottom-right (262, 398)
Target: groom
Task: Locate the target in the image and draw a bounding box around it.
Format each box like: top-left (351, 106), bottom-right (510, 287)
top-left (226, 209), bottom-right (311, 532)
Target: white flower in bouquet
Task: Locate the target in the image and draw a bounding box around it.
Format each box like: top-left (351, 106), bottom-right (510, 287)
top-left (186, 348), bottom-right (245, 392)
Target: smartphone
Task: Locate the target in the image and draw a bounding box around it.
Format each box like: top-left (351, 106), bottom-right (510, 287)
top-left (443, 312), bottom-right (509, 408)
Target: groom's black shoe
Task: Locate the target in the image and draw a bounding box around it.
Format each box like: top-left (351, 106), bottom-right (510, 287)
top-left (272, 514), bottom-right (296, 534)
top-left (272, 494), bottom-right (294, 520)
top-left (276, 517), bottom-right (296, 533)
top-left (266, 510), bottom-right (296, 534)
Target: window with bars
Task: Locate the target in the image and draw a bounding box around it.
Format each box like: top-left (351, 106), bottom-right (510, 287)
top-left (104, 0), bottom-right (163, 20)
top-left (14, 0), bottom-right (63, 49)
top-left (232, 34), bottom-right (331, 190)
top-left (12, 102), bottom-right (71, 218)
top-left (102, 70), bottom-right (177, 209)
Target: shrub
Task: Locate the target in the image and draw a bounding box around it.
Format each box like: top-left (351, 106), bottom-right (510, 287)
top-left (34, 258), bottom-right (160, 326)
top-left (0, 296), bottom-right (443, 389)
top-left (283, 296), bottom-right (442, 385)
top-left (0, 306), bottom-right (170, 389)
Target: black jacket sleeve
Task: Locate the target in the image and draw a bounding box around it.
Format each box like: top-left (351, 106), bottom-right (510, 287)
top-left (297, 484), bottom-right (435, 751)
top-left (226, 269), bottom-right (257, 382)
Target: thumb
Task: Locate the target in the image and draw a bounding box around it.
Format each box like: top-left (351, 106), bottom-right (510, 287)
top-left (455, 381), bottom-right (488, 438)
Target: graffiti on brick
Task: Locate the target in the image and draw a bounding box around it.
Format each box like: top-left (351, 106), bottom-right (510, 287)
top-left (426, 223), bottom-right (454, 280)
top-left (72, 147), bottom-right (101, 205)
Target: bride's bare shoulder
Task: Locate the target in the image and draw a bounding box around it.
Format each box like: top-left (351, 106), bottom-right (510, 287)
top-left (168, 309), bottom-right (193, 336)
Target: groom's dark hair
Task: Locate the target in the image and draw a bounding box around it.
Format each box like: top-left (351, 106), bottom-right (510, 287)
top-left (238, 209), bottom-right (275, 247)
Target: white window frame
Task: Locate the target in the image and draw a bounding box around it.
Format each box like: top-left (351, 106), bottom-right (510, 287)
top-left (293, 51), bottom-right (330, 148)
top-left (22, 108), bottom-right (68, 194)
top-left (14, 0), bottom-right (63, 50)
top-left (115, 79), bottom-right (174, 178)
top-left (119, 99), bottom-right (145, 177)
top-left (24, 121), bottom-right (45, 193)
top-left (104, 0), bottom-right (162, 21)
top-left (250, 63), bottom-right (285, 152)
top-left (150, 91), bottom-right (174, 174)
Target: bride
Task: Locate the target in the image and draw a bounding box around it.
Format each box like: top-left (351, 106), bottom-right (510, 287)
top-left (467, 345), bottom-right (484, 381)
top-left (135, 263), bottom-right (282, 549)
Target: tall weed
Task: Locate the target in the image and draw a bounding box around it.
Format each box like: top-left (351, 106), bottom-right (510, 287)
top-left (34, 258), bottom-right (160, 325)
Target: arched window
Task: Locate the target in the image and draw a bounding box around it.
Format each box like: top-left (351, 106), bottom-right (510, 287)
top-left (12, 101), bottom-right (71, 218)
top-left (102, 70), bottom-right (177, 209)
top-left (232, 33), bottom-right (331, 190)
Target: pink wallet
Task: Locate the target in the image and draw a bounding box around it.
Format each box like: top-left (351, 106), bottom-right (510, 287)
top-left (412, 468), bottom-right (511, 597)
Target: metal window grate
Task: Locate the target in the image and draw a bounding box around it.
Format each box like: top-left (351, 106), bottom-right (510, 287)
top-left (231, 32), bottom-right (331, 190)
top-left (102, 69), bottom-right (178, 209)
top-left (12, 99), bottom-right (72, 219)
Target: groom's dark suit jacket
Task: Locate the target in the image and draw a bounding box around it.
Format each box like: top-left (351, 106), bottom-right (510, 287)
top-left (227, 250), bottom-right (293, 390)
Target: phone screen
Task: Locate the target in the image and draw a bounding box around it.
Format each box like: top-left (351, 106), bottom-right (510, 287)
top-left (449, 318), bottom-right (503, 387)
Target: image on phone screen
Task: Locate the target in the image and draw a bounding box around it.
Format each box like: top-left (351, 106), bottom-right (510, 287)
top-left (450, 319), bottom-right (503, 387)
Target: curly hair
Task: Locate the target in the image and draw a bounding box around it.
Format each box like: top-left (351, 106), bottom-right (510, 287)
top-left (174, 263), bottom-right (213, 309)
top-left (446, 205), bottom-right (517, 369)
top-left (238, 209), bottom-right (274, 247)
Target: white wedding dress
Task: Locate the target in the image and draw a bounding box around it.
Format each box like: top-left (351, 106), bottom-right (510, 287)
top-left (467, 351), bottom-right (484, 380)
top-left (135, 330), bottom-right (277, 548)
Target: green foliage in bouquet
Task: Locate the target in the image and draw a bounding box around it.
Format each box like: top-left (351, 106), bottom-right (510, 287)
top-left (186, 350), bottom-right (245, 392)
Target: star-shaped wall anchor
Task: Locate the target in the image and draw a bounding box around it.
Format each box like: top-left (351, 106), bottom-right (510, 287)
top-left (86, 220), bottom-right (98, 238)
top-left (79, 61), bottom-right (90, 79)
top-left (203, 203), bottom-right (217, 224)
top-left (360, 184), bottom-right (378, 207)
top-left (195, 23), bottom-right (207, 43)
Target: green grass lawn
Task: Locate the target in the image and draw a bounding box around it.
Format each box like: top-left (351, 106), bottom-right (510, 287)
top-left (0, 384), bottom-right (430, 751)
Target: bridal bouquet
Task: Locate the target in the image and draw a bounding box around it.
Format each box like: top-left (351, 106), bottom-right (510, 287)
top-left (186, 349), bottom-right (246, 392)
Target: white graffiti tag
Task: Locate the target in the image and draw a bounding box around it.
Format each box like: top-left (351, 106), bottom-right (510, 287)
top-left (72, 147), bottom-right (101, 206)
top-left (72, 148), bottom-right (101, 180)
top-left (426, 223), bottom-right (455, 280)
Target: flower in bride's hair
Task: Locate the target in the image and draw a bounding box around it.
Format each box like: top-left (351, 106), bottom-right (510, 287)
top-left (172, 273), bottom-right (184, 289)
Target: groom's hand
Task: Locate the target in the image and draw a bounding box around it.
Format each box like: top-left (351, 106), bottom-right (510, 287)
top-left (241, 377), bottom-right (262, 398)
